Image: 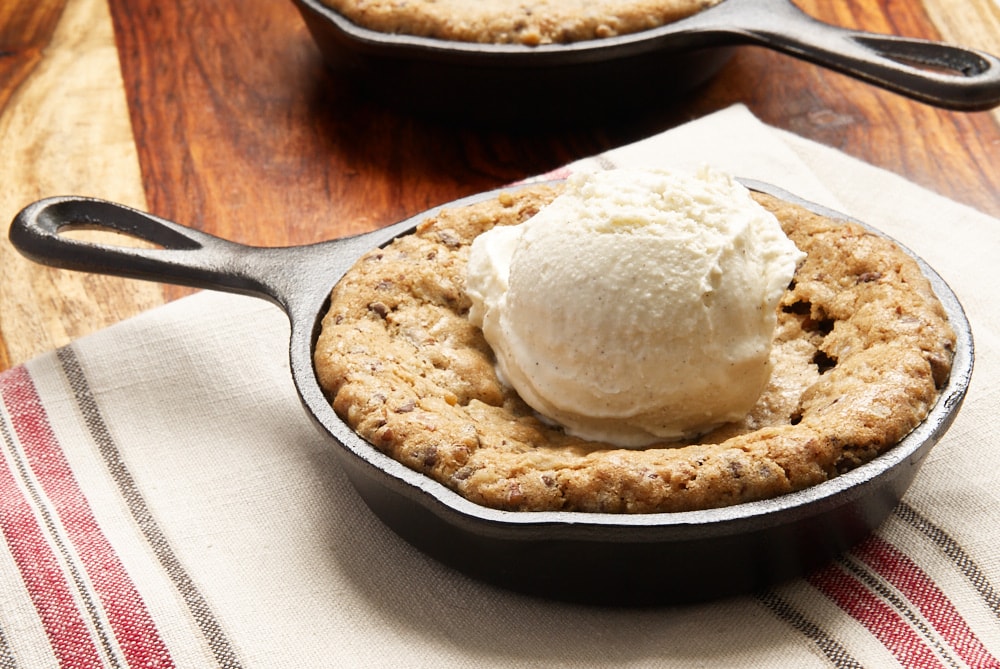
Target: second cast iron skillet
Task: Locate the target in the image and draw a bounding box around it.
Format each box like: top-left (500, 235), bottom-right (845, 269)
top-left (10, 181), bottom-right (973, 604)
top-left (292, 0), bottom-right (1000, 122)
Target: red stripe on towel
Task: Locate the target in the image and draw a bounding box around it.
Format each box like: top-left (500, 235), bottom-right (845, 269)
top-left (856, 536), bottom-right (999, 669)
top-left (809, 562), bottom-right (946, 669)
top-left (1, 365), bottom-right (174, 668)
top-left (0, 420), bottom-right (105, 666)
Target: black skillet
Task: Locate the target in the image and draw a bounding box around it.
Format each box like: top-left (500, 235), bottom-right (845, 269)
top-left (9, 181), bottom-right (973, 604)
top-left (292, 0), bottom-right (1000, 122)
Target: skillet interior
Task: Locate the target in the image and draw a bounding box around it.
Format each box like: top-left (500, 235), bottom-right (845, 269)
top-left (288, 181), bottom-right (974, 605)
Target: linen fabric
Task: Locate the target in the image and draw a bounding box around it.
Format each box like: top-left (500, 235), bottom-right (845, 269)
top-left (1, 105), bottom-right (998, 668)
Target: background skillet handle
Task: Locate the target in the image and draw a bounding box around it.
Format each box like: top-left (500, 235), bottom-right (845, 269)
top-left (9, 196), bottom-right (294, 306)
top-left (711, 0), bottom-right (1000, 111)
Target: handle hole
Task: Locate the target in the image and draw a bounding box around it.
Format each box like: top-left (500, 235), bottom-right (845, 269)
top-left (38, 200), bottom-right (205, 251)
top-left (854, 36), bottom-right (990, 77)
top-left (60, 224), bottom-right (166, 250)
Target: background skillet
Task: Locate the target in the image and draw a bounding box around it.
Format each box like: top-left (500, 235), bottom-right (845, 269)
top-left (292, 0), bottom-right (1000, 124)
top-left (9, 181), bottom-right (973, 604)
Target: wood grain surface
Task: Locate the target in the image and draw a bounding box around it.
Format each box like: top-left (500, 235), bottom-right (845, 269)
top-left (1, 0), bottom-right (998, 370)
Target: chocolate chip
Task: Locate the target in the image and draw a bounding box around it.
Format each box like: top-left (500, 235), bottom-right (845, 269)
top-left (857, 271), bottom-right (882, 283)
top-left (438, 230), bottom-right (461, 248)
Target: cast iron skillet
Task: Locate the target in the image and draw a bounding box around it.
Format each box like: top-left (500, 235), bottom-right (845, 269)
top-left (292, 0), bottom-right (1000, 122)
top-left (9, 182), bottom-right (973, 604)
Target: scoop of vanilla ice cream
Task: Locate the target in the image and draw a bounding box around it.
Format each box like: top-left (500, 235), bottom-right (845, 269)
top-left (465, 167), bottom-right (805, 447)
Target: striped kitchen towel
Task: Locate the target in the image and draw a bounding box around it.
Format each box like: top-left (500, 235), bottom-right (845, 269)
top-left (2, 106), bottom-right (998, 668)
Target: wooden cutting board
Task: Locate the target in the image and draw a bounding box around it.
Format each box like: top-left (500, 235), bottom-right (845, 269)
top-left (1, 0), bottom-right (998, 370)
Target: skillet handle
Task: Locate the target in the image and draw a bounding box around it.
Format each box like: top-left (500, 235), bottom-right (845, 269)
top-left (9, 196), bottom-right (297, 307)
top-left (710, 0), bottom-right (1000, 111)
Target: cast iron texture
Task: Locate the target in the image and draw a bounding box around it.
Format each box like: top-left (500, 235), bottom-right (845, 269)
top-left (291, 0), bottom-right (1000, 123)
top-left (10, 182), bottom-right (974, 604)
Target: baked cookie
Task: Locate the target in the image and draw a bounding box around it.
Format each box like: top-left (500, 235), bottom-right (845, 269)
top-left (319, 0), bottom-right (723, 45)
top-left (314, 183), bottom-right (955, 513)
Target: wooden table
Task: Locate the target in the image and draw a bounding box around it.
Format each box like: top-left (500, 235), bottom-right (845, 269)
top-left (2, 0), bottom-right (998, 371)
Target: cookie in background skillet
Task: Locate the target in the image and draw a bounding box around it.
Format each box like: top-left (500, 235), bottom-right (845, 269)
top-left (318, 0), bottom-right (722, 45)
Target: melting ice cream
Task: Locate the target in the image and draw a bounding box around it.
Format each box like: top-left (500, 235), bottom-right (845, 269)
top-left (466, 167), bottom-right (804, 447)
